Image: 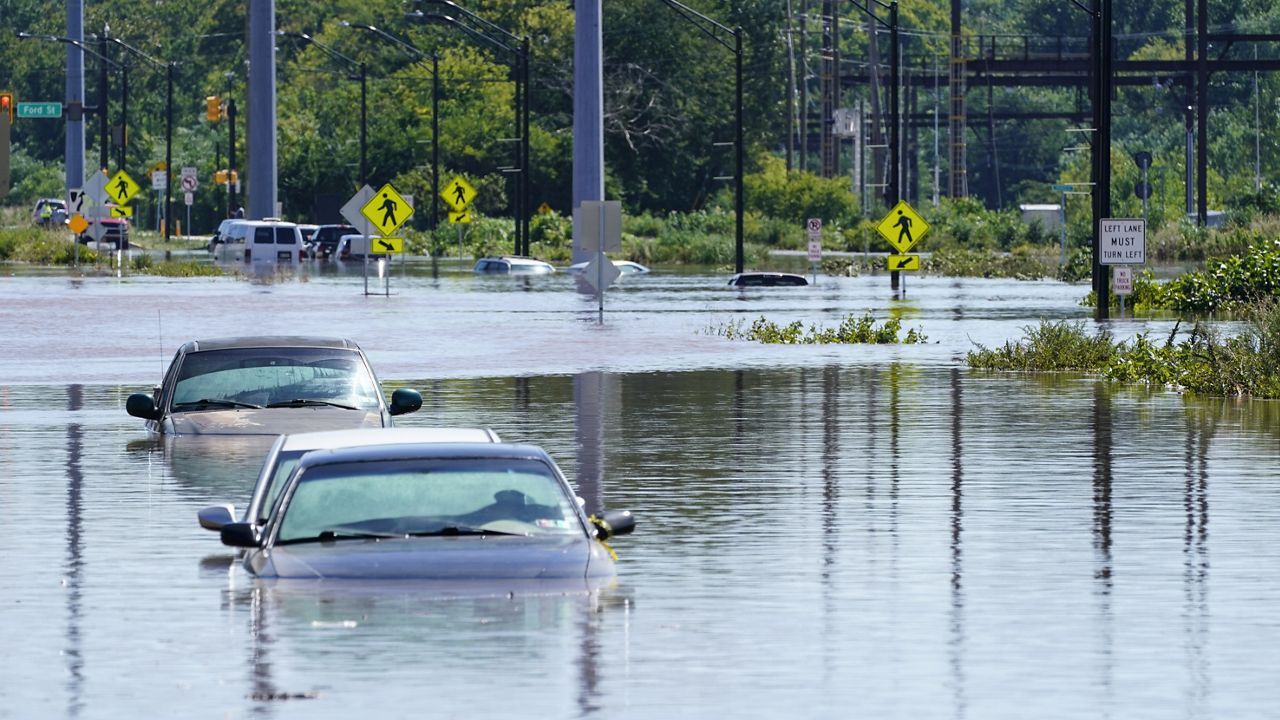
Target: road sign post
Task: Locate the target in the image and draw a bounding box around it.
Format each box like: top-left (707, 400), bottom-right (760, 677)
top-left (807, 218), bottom-right (822, 284)
top-left (358, 183), bottom-right (414, 297)
top-left (1113, 266), bottom-right (1133, 316)
top-left (876, 200), bottom-right (928, 295)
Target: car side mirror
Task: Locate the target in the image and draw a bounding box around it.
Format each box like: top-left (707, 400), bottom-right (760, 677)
top-left (198, 504), bottom-right (237, 532)
top-left (220, 522), bottom-right (261, 548)
top-left (388, 388), bottom-right (423, 416)
top-left (591, 509), bottom-right (636, 540)
top-left (126, 393), bottom-right (162, 420)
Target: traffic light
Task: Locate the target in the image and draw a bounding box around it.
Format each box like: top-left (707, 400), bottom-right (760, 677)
top-left (0, 92), bottom-right (13, 124)
top-left (205, 95), bottom-right (220, 122)
top-left (214, 169), bottom-right (227, 184)
top-left (1, 91), bottom-right (11, 197)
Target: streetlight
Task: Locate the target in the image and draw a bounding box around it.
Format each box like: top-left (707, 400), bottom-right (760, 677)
top-left (16, 30), bottom-right (120, 175)
top-left (103, 36), bottom-right (176, 242)
top-left (407, 7), bottom-right (530, 255)
top-left (642, 0), bottom-right (744, 274)
top-left (276, 31), bottom-right (368, 189)
top-left (337, 22), bottom-right (440, 231)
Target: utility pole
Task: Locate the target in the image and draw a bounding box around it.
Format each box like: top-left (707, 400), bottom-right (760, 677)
top-left (247, 0), bottom-right (278, 219)
top-left (66, 0), bottom-right (86, 191)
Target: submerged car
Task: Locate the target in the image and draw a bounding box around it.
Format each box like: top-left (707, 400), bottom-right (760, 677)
top-left (564, 259), bottom-right (650, 275)
top-left (197, 427), bottom-right (503, 537)
top-left (218, 442), bottom-right (637, 580)
top-left (726, 271), bottom-right (809, 287)
top-left (126, 337), bottom-right (421, 435)
top-left (473, 256), bottom-right (556, 274)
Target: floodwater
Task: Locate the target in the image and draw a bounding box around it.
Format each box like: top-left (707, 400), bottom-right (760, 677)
top-left (2, 262), bottom-right (1279, 719)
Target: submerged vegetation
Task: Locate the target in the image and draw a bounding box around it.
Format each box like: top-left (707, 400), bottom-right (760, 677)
top-left (711, 313), bottom-right (928, 345)
top-left (968, 305), bottom-right (1280, 398)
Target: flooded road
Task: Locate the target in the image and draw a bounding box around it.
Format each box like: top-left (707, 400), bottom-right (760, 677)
top-left (2, 265), bottom-right (1278, 718)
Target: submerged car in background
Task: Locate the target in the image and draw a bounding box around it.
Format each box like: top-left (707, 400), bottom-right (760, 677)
top-left (197, 427), bottom-right (503, 537)
top-left (218, 442), bottom-right (637, 580)
top-left (473, 256), bottom-right (556, 274)
top-left (564, 259), bottom-right (650, 275)
top-left (126, 336), bottom-right (421, 435)
top-left (310, 224), bottom-right (357, 260)
top-left (727, 272), bottom-right (809, 287)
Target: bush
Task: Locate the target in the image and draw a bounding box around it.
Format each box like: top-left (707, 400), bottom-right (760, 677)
top-left (967, 320), bottom-right (1117, 371)
top-left (743, 154), bottom-right (858, 226)
top-left (711, 313), bottom-right (928, 344)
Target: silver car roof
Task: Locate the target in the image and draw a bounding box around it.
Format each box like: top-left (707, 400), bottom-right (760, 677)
top-left (279, 427), bottom-right (501, 452)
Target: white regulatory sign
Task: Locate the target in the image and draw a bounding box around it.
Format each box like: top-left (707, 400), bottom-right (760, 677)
top-left (808, 238), bottom-right (822, 263)
top-left (1099, 218), bottom-right (1145, 265)
top-left (807, 217), bottom-right (822, 239)
top-left (1113, 266), bottom-right (1133, 295)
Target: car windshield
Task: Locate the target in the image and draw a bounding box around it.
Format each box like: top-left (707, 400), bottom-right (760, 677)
top-left (170, 347), bottom-right (381, 411)
top-left (275, 458), bottom-right (580, 543)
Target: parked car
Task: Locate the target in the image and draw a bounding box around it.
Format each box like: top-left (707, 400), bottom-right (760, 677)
top-left (564, 259), bottom-right (650, 275)
top-left (211, 219), bottom-right (304, 265)
top-left (197, 427), bottom-right (503, 537)
top-left (208, 218), bottom-right (239, 254)
top-left (298, 224), bottom-right (320, 256)
top-left (310, 224), bottom-right (357, 260)
top-left (78, 215), bottom-right (130, 249)
top-left (32, 198), bottom-right (68, 227)
top-left (473, 256), bottom-right (556, 274)
top-left (218, 442), bottom-right (637, 580)
top-left (125, 336), bottom-right (422, 435)
top-left (727, 272), bottom-right (809, 287)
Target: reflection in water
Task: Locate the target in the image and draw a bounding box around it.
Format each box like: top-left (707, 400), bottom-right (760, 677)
top-left (1184, 411), bottom-right (1213, 714)
top-left (1091, 383), bottom-right (1115, 701)
top-left (64, 385), bottom-right (85, 719)
top-left (949, 369), bottom-right (966, 720)
top-left (574, 372), bottom-right (612, 514)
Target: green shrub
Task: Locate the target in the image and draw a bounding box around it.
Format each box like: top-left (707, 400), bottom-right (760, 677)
top-left (711, 313), bottom-right (927, 345)
top-left (743, 154), bottom-right (858, 226)
top-left (967, 320), bottom-right (1117, 371)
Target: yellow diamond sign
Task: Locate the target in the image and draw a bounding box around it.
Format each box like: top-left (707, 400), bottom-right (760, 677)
top-left (448, 209), bottom-right (473, 224)
top-left (360, 183), bottom-right (414, 237)
top-left (106, 169), bottom-right (141, 205)
top-left (68, 214), bottom-right (89, 235)
top-left (877, 200), bottom-right (929, 254)
top-left (441, 176), bottom-right (476, 212)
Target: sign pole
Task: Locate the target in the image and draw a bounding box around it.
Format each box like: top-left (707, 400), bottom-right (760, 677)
top-left (597, 208), bottom-right (606, 323)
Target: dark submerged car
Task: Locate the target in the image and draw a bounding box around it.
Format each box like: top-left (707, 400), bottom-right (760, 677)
top-left (727, 272), bottom-right (809, 287)
top-left (126, 337), bottom-right (421, 435)
top-left (219, 442), bottom-right (637, 581)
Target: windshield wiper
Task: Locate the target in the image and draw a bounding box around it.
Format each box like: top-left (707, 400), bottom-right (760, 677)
top-left (281, 529), bottom-right (402, 545)
top-left (173, 398), bottom-right (262, 410)
top-left (406, 525), bottom-right (523, 537)
top-left (265, 398), bottom-right (360, 410)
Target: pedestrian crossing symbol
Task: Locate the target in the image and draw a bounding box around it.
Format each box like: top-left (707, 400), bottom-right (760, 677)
top-left (361, 183), bottom-right (414, 237)
top-left (107, 169), bottom-right (141, 206)
top-left (441, 176), bottom-right (476, 212)
top-left (876, 200), bottom-right (929, 254)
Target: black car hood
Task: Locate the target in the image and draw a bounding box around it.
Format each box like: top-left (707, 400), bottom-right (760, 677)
top-left (166, 406), bottom-right (383, 435)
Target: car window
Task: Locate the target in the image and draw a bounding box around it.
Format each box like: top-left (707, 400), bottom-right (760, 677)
top-left (253, 227), bottom-right (274, 244)
top-left (170, 347), bottom-right (381, 410)
top-left (275, 458), bottom-right (579, 543)
top-left (275, 227), bottom-right (297, 244)
top-left (260, 451), bottom-right (306, 524)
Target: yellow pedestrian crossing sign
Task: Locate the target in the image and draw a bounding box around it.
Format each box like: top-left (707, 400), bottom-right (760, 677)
top-left (449, 209), bottom-right (473, 224)
top-left (442, 176), bottom-right (476, 211)
top-left (360, 183), bottom-right (414, 237)
top-left (110, 205), bottom-right (134, 218)
top-left (877, 200), bottom-right (929, 254)
top-left (107, 169), bottom-right (141, 205)
top-left (887, 254), bottom-right (921, 271)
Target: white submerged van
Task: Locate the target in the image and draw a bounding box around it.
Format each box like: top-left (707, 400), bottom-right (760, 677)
top-left (213, 220), bottom-right (304, 265)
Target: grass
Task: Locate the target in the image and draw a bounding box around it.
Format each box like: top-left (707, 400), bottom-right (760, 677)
top-left (710, 313), bottom-right (929, 344)
top-left (968, 306), bottom-right (1280, 398)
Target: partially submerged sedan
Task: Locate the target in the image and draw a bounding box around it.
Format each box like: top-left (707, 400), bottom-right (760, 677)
top-left (197, 427), bottom-right (503, 537)
top-left (219, 443), bottom-right (637, 580)
top-left (126, 337), bottom-right (421, 435)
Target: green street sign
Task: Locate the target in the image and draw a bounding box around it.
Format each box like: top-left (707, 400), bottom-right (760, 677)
top-left (1051, 184), bottom-right (1073, 191)
top-left (16, 102), bottom-right (62, 119)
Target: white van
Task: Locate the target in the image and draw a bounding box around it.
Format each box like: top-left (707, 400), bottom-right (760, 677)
top-left (214, 220), bottom-right (303, 265)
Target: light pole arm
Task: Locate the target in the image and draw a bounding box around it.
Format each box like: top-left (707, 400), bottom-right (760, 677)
top-left (276, 31), bottom-right (361, 69)
top-left (653, 0), bottom-right (736, 52)
top-left (339, 22), bottom-right (430, 61)
top-left (412, 0), bottom-right (519, 45)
